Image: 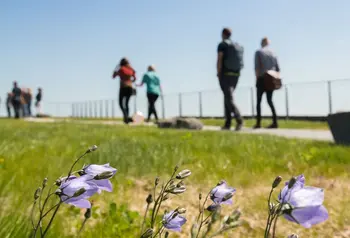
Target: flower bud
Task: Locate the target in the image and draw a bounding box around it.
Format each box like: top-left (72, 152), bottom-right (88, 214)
top-left (207, 204), bottom-right (221, 212)
top-left (55, 188), bottom-right (62, 196)
top-left (288, 234), bottom-right (299, 238)
top-left (174, 165), bottom-right (179, 172)
top-left (177, 208), bottom-right (186, 214)
top-left (87, 145), bottom-right (98, 153)
top-left (288, 177), bottom-right (297, 189)
top-left (155, 177), bottom-right (160, 186)
top-left (162, 194), bottom-right (170, 201)
top-left (146, 194), bottom-right (153, 204)
top-left (84, 208), bottom-right (91, 219)
top-left (176, 169), bottom-right (191, 179)
top-left (230, 209), bottom-right (241, 221)
top-left (222, 192), bottom-right (233, 202)
top-left (176, 181), bottom-right (184, 188)
top-left (169, 186), bottom-right (186, 194)
top-left (55, 179), bottom-right (62, 186)
top-left (73, 188), bottom-right (86, 197)
top-left (164, 231), bottom-right (169, 238)
top-left (165, 184), bottom-right (176, 192)
top-left (199, 193), bottom-right (202, 200)
top-left (217, 180), bottom-right (225, 186)
top-left (272, 176), bottom-right (282, 189)
top-left (42, 178), bottom-right (48, 188)
top-left (93, 171), bottom-right (114, 180)
top-left (34, 187), bottom-right (42, 200)
top-left (140, 228), bottom-right (153, 238)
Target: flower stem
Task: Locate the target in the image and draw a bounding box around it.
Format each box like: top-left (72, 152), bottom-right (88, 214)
top-left (140, 203), bottom-right (150, 235)
top-left (272, 215), bottom-right (280, 238)
top-left (42, 202), bottom-right (62, 237)
top-left (264, 188), bottom-right (274, 238)
top-left (30, 201), bottom-right (37, 229)
top-left (77, 218), bottom-right (88, 238)
top-left (65, 151), bottom-right (89, 182)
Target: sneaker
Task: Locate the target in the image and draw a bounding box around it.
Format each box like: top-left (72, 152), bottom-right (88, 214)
top-left (221, 126), bottom-right (231, 131)
top-left (235, 122), bottom-right (243, 131)
top-left (253, 124), bottom-right (261, 129)
top-left (267, 123), bottom-right (278, 129)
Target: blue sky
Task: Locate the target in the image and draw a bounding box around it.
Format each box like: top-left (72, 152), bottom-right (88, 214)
top-left (1, 0), bottom-right (350, 117)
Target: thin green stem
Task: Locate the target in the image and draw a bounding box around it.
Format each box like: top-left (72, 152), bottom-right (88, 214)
top-left (141, 203), bottom-right (150, 235)
top-left (272, 215), bottom-right (280, 238)
top-left (66, 151), bottom-right (88, 182)
top-left (152, 225), bottom-right (164, 237)
top-left (42, 202), bottom-right (62, 237)
top-left (30, 201), bottom-right (37, 229)
top-left (77, 218), bottom-right (88, 238)
top-left (264, 188), bottom-right (274, 238)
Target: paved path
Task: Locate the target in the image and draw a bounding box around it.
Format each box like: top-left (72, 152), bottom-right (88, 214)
top-left (24, 118), bottom-right (334, 142)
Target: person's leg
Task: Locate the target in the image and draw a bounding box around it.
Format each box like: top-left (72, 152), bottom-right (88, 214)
top-left (124, 88), bottom-right (132, 122)
top-left (255, 86), bottom-right (264, 128)
top-left (152, 94), bottom-right (159, 121)
top-left (28, 101), bottom-right (32, 117)
top-left (266, 90), bottom-right (278, 128)
top-left (119, 88), bottom-right (127, 123)
top-left (146, 93), bottom-right (152, 122)
top-left (7, 106), bottom-right (11, 118)
top-left (14, 102), bottom-right (20, 119)
top-left (220, 78), bottom-right (232, 129)
top-left (228, 75), bottom-right (243, 130)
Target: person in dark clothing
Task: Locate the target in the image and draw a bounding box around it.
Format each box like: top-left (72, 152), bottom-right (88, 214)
top-left (6, 92), bottom-right (12, 118)
top-left (254, 37), bottom-right (280, 129)
top-left (35, 88), bottom-right (42, 115)
top-left (217, 28), bottom-right (244, 131)
top-left (137, 65), bottom-right (162, 123)
top-left (112, 58), bottom-right (136, 124)
top-left (12, 81), bottom-right (22, 119)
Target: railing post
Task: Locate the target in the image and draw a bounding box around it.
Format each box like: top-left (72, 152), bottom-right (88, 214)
top-left (105, 100), bottom-right (109, 118)
top-left (112, 100), bottom-right (115, 118)
top-left (161, 95), bottom-right (165, 119)
top-left (179, 93), bottom-right (182, 117)
top-left (80, 103), bottom-right (84, 118)
top-left (285, 85), bottom-right (289, 119)
top-left (199, 92), bottom-right (203, 118)
top-left (89, 101), bottom-right (92, 118)
top-left (94, 101), bottom-right (97, 118)
top-left (250, 87), bottom-right (255, 118)
top-left (100, 100), bottom-right (103, 118)
top-left (327, 81), bottom-right (333, 115)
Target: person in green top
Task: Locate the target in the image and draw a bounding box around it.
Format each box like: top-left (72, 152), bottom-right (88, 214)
top-left (137, 65), bottom-right (162, 122)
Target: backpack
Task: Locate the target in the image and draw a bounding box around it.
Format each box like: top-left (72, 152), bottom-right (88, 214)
top-left (222, 39), bottom-right (244, 72)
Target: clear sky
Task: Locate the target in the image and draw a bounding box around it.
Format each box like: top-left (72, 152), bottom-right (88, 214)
top-left (1, 0), bottom-right (350, 117)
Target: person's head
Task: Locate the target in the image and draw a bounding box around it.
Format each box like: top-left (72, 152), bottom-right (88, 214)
top-left (38, 87), bottom-right (42, 93)
top-left (221, 28), bottom-right (232, 40)
top-left (119, 58), bottom-right (130, 67)
top-left (261, 37), bottom-right (270, 47)
top-left (147, 65), bottom-right (156, 72)
top-left (13, 81), bottom-right (18, 87)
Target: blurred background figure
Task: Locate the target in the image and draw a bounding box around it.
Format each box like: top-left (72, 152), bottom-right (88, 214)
top-left (12, 81), bottom-right (22, 119)
top-left (137, 65), bottom-right (162, 123)
top-left (35, 87), bottom-right (43, 116)
top-left (6, 92), bottom-right (13, 118)
top-left (23, 88), bottom-right (33, 117)
top-left (112, 58), bottom-right (136, 124)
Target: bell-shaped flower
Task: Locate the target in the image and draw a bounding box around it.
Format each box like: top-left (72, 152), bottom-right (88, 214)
top-left (278, 174), bottom-right (328, 228)
top-left (59, 175), bottom-right (98, 208)
top-left (162, 211), bottom-right (187, 232)
top-left (210, 181), bottom-right (236, 205)
top-left (80, 163), bottom-right (117, 193)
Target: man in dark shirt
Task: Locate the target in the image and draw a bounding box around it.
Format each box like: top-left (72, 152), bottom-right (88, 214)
top-left (35, 87), bottom-right (42, 115)
top-left (6, 92), bottom-right (12, 118)
top-left (217, 28), bottom-right (244, 131)
top-left (12, 81), bottom-right (22, 119)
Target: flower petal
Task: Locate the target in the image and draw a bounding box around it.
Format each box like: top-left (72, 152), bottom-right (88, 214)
top-left (68, 199), bottom-right (91, 208)
top-left (285, 205), bottom-right (328, 228)
top-left (289, 186), bottom-right (324, 207)
top-left (279, 175), bottom-right (305, 202)
top-left (93, 179), bottom-right (113, 192)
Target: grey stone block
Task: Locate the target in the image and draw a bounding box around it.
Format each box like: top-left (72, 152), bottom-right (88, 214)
top-left (327, 112), bottom-right (350, 145)
top-left (157, 117), bottom-right (203, 130)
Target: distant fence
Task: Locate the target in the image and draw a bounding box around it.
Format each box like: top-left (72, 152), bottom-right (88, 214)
top-left (6, 78), bottom-right (349, 119)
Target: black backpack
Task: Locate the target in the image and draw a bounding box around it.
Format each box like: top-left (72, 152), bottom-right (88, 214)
top-left (222, 39), bottom-right (244, 72)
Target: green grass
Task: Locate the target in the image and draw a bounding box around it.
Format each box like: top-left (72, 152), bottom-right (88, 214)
top-left (58, 117), bottom-right (329, 130)
top-left (0, 120), bottom-right (348, 238)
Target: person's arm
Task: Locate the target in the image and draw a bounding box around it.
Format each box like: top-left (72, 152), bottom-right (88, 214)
top-left (254, 51), bottom-right (260, 80)
top-left (275, 56), bottom-right (280, 72)
top-left (217, 42), bottom-right (226, 78)
top-left (112, 66), bottom-right (120, 79)
top-left (136, 75), bottom-right (146, 87)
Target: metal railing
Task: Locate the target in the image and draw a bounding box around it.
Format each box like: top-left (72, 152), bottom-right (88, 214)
top-left (5, 78), bottom-right (348, 119)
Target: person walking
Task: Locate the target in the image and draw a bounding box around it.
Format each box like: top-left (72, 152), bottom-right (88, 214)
top-left (217, 28), bottom-right (244, 131)
top-left (137, 65), bottom-right (162, 123)
top-left (23, 88), bottom-right (33, 117)
top-left (112, 58), bottom-right (136, 124)
top-left (254, 37), bottom-right (280, 129)
top-left (11, 81), bottom-right (22, 119)
top-left (35, 87), bottom-right (43, 115)
top-left (6, 92), bottom-right (12, 118)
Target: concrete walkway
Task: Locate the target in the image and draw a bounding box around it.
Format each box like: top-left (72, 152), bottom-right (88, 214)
top-left (24, 118), bottom-right (334, 142)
